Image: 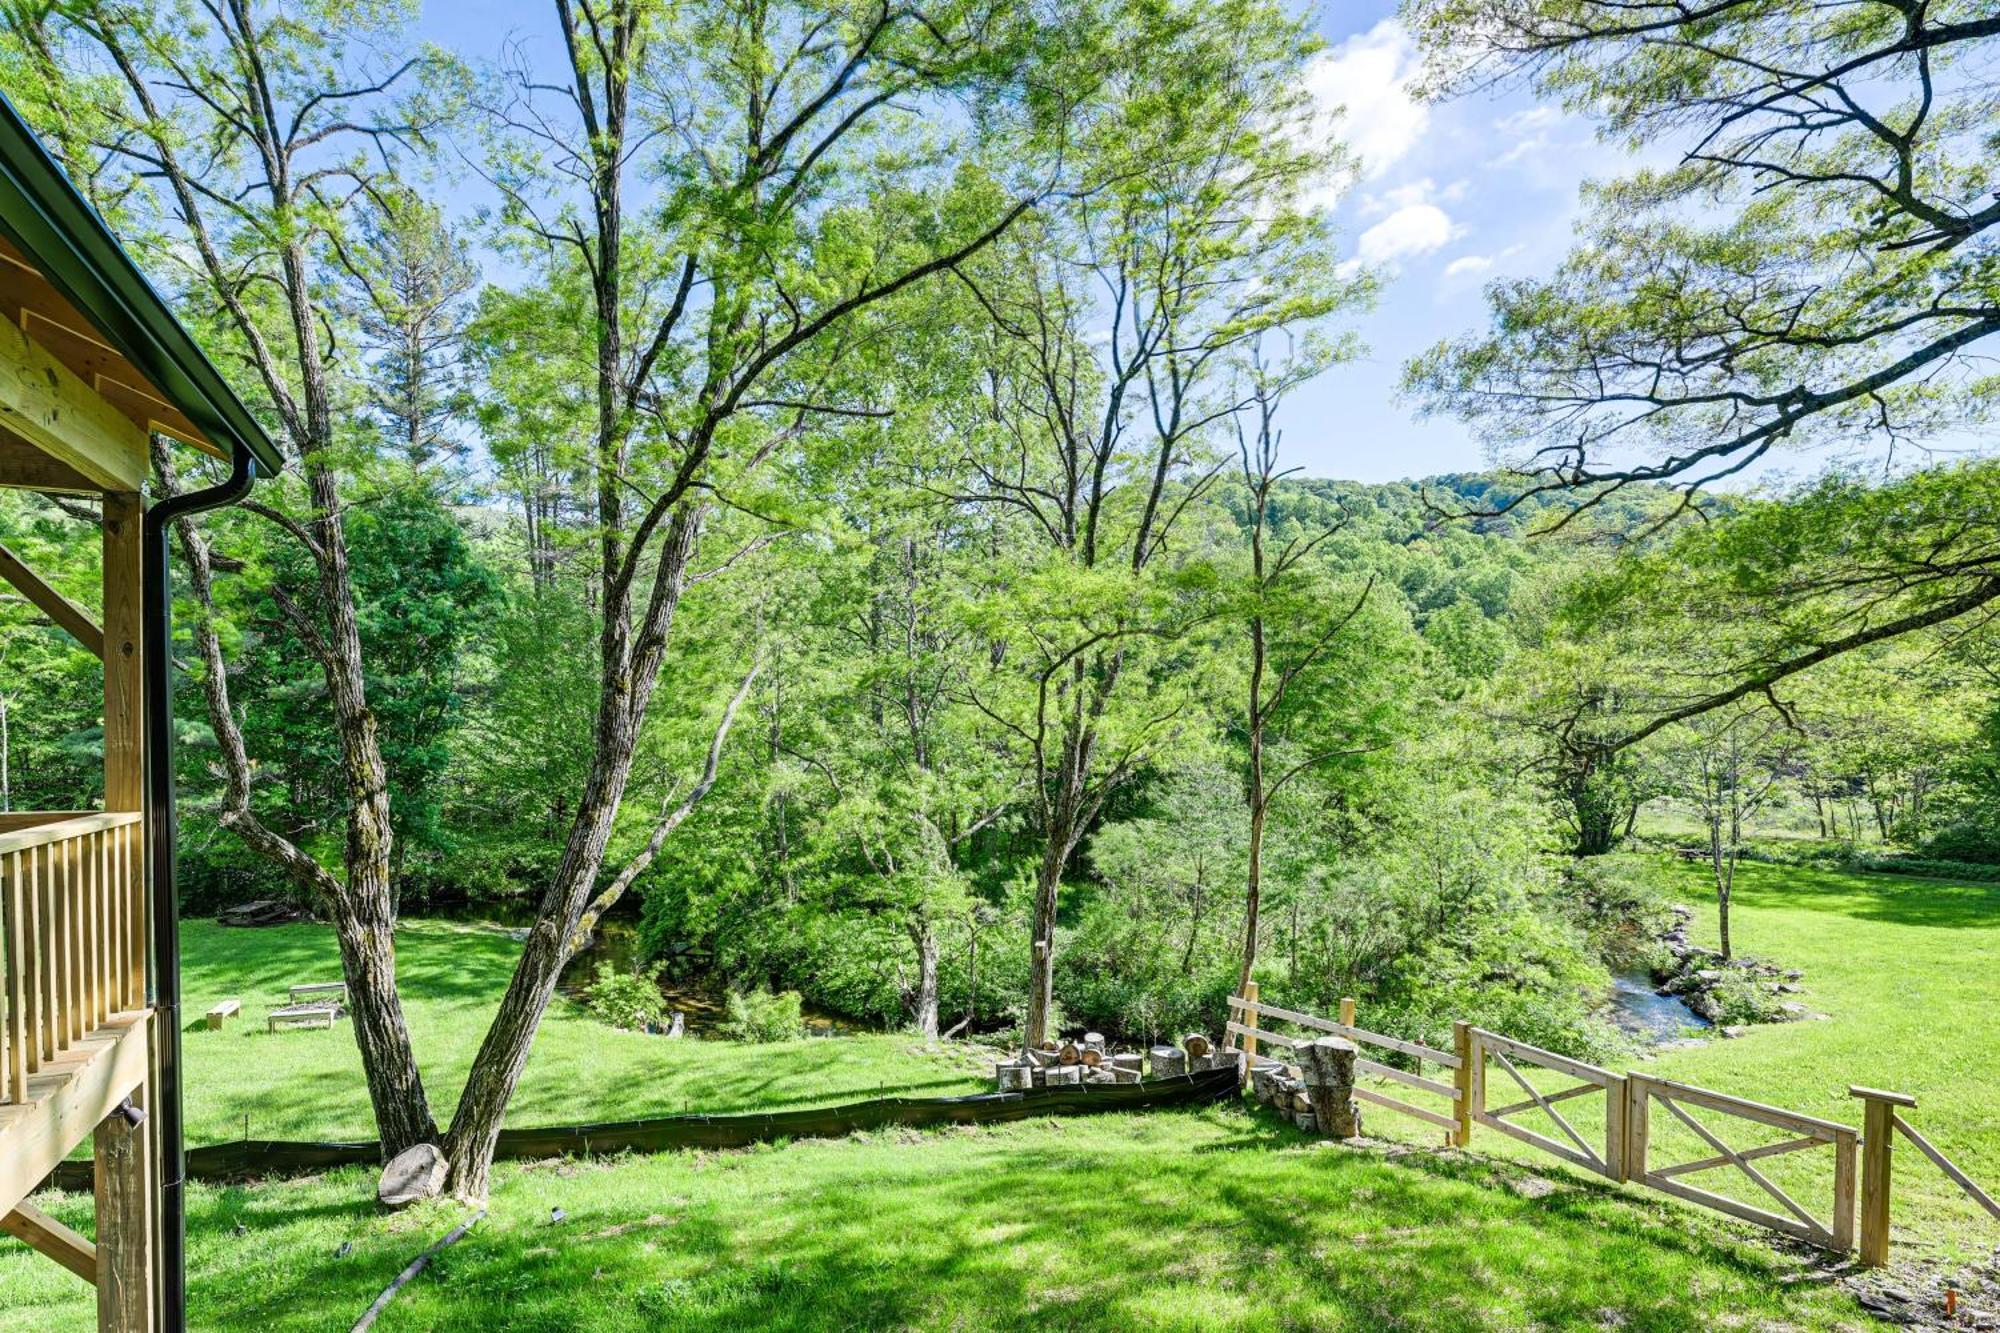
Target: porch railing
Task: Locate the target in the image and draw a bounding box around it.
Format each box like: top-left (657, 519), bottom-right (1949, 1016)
top-left (0, 812), bottom-right (144, 1104)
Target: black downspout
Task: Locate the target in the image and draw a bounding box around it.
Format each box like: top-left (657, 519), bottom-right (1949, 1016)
top-left (142, 444), bottom-right (255, 1331)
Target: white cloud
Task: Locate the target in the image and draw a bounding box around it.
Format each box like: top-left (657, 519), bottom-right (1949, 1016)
top-left (1359, 177), bottom-right (1467, 218)
top-left (1305, 20), bottom-right (1428, 180)
top-left (1443, 255), bottom-right (1494, 278)
top-left (1355, 203), bottom-right (1462, 266)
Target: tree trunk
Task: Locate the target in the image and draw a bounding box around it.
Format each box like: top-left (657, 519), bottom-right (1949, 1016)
top-left (909, 914), bottom-right (939, 1040)
top-left (1024, 830), bottom-right (1066, 1049)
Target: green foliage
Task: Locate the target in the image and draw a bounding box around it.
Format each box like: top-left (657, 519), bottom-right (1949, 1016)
top-left (720, 987), bottom-right (808, 1044)
top-left (581, 963), bottom-right (670, 1033)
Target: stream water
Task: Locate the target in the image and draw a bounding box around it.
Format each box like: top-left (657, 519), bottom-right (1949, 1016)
top-left (1607, 969), bottom-right (1710, 1042)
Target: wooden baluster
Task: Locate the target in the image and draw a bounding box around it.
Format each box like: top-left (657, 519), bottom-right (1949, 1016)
top-left (2, 849), bottom-right (20, 1101)
top-left (127, 820), bottom-right (145, 1011)
top-left (60, 829), bottom-right (79, 1047)
top-left (30, 843), bottom-right (50, 1069)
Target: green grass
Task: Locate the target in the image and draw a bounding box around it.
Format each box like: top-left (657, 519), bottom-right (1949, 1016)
top-left (173, 919), bottom-right (994, 1144)
top-left (1354, 857), bottom-right (2000, 1257)
top-left (3, 1108), bottom-right (1875, 1331)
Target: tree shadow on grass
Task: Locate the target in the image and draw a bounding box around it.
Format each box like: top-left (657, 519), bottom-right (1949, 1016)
top-left (336, 1121), bottom-right (1864, 1332)
top-left (1678, 862), bottom-right (2000, 931)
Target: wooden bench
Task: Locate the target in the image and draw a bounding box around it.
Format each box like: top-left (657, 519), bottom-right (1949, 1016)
top-left (267, 1002), bottom-right (341, 1033)
top-left (205, 999), bottom-right (241, 1030)
top-left (288, 981), bottom-right (348, 1003)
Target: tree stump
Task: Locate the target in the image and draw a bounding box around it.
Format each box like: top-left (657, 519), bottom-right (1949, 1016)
top-left (1150, 1045), bottom-right (1187, 1078)
top-left (665, 1011), bottom-right (685, 1039)
top-left (1107, 1062), bottom-right (1141, 1083)
top-left (377, 1143), bottom-right (447, 1210)
top-left (1082, 1031), bottom-right (1106, 1052)
top-left (996, 1063), bottom-right (1033, 1092)
top-left (1182, 1033), bottom-right (1212, 1060)
top-left (1109, 1052), bottom-right (1143, 1074)
top-left (1297, 1035), bottom-right (1360, 1139)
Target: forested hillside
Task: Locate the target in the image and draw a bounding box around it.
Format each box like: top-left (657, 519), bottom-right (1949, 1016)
top-left (8, 460), bottom-right (1988, 1061)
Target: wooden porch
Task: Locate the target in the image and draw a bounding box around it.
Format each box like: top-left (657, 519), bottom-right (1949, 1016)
top-left (0, 88), bottom-right (280, 1331)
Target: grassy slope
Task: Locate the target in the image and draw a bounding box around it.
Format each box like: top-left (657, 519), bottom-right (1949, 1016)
top-left (1355, 858), bottom-right (2000, 1254)
top-left (174, 919), bottom-right (993, 1143)
top-left (5, 1109), bottom-right (1872, 1332)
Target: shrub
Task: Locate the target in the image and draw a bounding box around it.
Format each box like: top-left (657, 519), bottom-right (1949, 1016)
top-left (581, 962), bottom-right (667, 1032)
top-left (719, 987), bottom-right (806, 1042)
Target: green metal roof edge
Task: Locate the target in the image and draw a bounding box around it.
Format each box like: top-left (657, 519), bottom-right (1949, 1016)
top-left (0, 91), bottom-right (282, 476)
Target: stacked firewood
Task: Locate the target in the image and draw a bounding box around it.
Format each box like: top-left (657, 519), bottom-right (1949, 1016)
top-left (994, 1032), bottom-right (1243, 1091)
top-left (1250, 1058), bottom-right (1316, 1132)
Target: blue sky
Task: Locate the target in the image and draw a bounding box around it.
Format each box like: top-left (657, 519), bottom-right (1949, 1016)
top-left (411, 2), bottom-right (1639, 485)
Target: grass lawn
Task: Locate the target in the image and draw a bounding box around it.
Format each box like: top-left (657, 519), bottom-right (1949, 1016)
top-left (173, 918), bottom-right (994, 1144)
top-left (1354, 857), bottom-right (2000, 1259)
top-left (3, 1107), bottom-right (1876, 1331)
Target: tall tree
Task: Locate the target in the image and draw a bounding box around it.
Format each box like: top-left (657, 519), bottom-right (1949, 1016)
top-left (443, 0), bottom-right (1057, 1198)
top-left (13, 0), bottom-right (461, 1156)
top-left (1229, 358), bottom-right (1404, 995)
top-left (954, 0), bottom-right (1348, 1047)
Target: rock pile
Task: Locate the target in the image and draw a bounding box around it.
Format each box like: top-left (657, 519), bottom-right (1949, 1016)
top-left (1654, 904), bottom-right (1822, 1030)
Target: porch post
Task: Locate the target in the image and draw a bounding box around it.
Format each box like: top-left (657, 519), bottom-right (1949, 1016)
top-left (96, 491), bottom-right (157, 1332)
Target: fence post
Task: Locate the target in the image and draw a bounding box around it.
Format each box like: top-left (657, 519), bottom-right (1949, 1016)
top-left (1604, 1071), bottom-right (1628, 1184)
top-left (1623, 1073), bottom-right (1650, 1186)
top-left (1240, 981), bottom-right (1259, 1092)
top-left (1451, 1021), bottom-right (1474, 1147)
top-left (1338, 996), bottom-right (1356, 1028)
top-left (1850, 1086), bottom-right (1914, 1267)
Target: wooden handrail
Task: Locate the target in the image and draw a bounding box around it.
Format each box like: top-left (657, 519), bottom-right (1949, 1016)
top-left (0, 810), bottom-right (140, 855)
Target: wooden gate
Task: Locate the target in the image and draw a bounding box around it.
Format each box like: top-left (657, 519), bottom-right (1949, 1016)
top-left (1627, 1073), bottom-right (1857, 1250)
top-left (1466, 1027), bottom-right (1626, 1180)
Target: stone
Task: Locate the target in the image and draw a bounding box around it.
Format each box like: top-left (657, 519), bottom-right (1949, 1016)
top-left (1719, 1025), bottom-right (1749, 1039)
top-left (1782, 969), bottom-right (1804, 981)
top-left (378, 1142), bottom-right (447, 1209)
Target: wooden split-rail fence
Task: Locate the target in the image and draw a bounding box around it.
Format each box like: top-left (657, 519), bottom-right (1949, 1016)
top-left (1227, 988), bottom-right (1999, 1267)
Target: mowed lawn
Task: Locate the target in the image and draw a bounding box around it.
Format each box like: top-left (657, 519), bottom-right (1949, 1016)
top-left (169, 918), bottom-right (994, 1144)
top-left (4, 1109), bottom-right (1875, 1332)
top-left (1354, 857), bottom-right (2000, 1257)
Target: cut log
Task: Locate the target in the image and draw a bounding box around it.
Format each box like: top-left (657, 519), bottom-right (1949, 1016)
top-left (377, 1143), bottom-right (447, 1210)
top-left (1294, 1110), bottom-right (1318, 1133)
top-left (665, 1011), bottom-right (685, 1039)
top-left (1056, 1042), bottom-right (1082, 1066)
top-left (1082, 1032), bottom-right (1106, 1052)
top-left (1030, 1066), bottom-right (1048, 1088)
top-left (1044, 1065), bottom-right (1082, 1087)
top-left (1297, 1035), bottom-right (1361, 1139)
top-left (1107, 1063), bottom-right (1141, 1084)
top-left (1182, 1033), bottom-right (1212, 1060)
top-left (1150, 1046), bottom-right (1187, 1078)
top-left (1023, 1046), bottom-right (1055, 1067)
top-left (1079, 1048), bottom-right (1103, 1067)
top-left (996, 1064), bottom-right (1033, 1092)
top-left (1109, 1053), bottom-right (1143, 1073)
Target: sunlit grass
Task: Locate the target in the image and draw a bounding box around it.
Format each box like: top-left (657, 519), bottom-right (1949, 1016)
top-left (173, 918), bottom-right (995, 1145)
top-left (4, 1108), bottom-right (1872, 1331)
top-left (1355, 856), bottom-right (2000, 1260)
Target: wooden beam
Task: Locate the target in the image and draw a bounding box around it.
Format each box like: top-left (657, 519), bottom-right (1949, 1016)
top-left (0, 431), bottom-right (98, 493)
top-left (0, 539), bottom-right (103, 656)
top-left (94, 1077), bottom-right (155, 1333)
top-left (0, 1012), bottom-right (149, 1216)
top-left (0, 318), bottom-right (146, 492)
top-left (101, 494), bottom-right (142, 814)
top-left (2, 1201), bottom-right (96, 1284)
